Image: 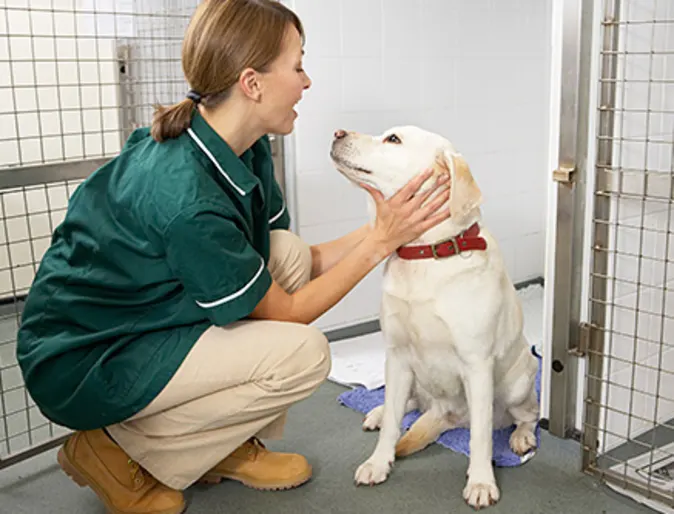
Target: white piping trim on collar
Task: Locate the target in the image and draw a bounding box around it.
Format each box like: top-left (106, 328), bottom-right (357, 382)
top-left (187, 127), bottom-right (247, 197)
top-left (195, 256), bottom-right (265, 308)
top-left (269, 201), bottom-right (285, 224)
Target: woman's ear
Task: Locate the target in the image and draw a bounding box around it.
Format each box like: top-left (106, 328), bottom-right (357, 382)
top-left (239, 68), bottom-right (262, 101)
top-left (436, 148), bottom-right (483, 219)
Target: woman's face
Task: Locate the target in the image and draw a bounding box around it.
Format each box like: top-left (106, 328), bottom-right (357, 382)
top-left (256, 25), bottom-right (312, 135)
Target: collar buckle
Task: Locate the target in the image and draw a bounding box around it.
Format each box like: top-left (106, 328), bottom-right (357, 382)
top-left (431, 236), bottom-right (460, 259)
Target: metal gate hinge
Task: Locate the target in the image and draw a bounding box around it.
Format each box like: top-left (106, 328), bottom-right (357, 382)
top-left (553, 166), bottom-right (576, 184)
top-left (568, 322), bottom-right (590, 357)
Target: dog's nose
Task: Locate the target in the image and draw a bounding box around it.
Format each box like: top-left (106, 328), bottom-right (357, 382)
top-left (334, 129), bottom-right (347, 139)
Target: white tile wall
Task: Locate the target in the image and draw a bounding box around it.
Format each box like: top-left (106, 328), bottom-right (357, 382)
top-left (131, 0), bottom-right (198, 125)
top-left (597, 0), bottom-right (674, 451)
top-left (0, 1), bottom-right (196, 299)
top-left (0, 1), bottom-right (146, 298)
top-left (285, 0), bottom-right (553, 330)
top-left (0, 4), bottom-right (128, 169)
top-left (0, 182), bottom-right (83, 298)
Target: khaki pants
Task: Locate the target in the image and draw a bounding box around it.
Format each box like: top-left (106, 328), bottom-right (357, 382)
top-left (107, 230), bottom-right (331, 490)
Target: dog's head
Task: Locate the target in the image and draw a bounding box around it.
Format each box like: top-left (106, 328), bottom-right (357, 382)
top-left (329, 126), bottom-right (482, 221)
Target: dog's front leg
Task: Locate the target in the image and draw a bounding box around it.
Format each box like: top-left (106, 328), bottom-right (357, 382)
top-left (463, 357), bottom-right (500, 508)
top-left (354, 348), bottom-right (412, 486)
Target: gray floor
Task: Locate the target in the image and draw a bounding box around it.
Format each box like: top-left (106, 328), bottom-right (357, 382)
top-left (601, 419), bottom-right (674, 469)
top-left (0, 380), bottom-right (657, 514)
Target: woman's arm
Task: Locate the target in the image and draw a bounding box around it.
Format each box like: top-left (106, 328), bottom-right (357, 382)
top-left (309, 223), bottom-right (371, 278)
top-left (251, 232), bottom-right (386, 324)
top-left (250, 169), bottom-right (450, 325)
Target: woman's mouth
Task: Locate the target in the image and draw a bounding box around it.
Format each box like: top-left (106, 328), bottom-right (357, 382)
top-left (293, 98), bottom-right (302, 115)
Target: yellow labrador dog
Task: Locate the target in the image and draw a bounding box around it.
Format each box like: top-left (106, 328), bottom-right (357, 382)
top-left (330, 126), bottom-right (539, 509)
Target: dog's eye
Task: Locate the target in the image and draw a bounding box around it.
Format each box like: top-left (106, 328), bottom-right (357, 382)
top-left (384, 134), bottom-right (401, 144)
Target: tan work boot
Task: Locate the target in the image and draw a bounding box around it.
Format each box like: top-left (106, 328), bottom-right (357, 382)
top-left (199, 437), bottom-right (312, 490)
top-left (57, 429), bottom-right (185, 514)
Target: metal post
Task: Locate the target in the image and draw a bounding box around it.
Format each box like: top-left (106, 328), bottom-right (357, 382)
top-left (581, 0), bottom-right (621, 472)
top-left (548, 0), bottom-right (596, 439)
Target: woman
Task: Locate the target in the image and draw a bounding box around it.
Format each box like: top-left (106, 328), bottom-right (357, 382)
top-left (16, 1), bottom-right (450, 513)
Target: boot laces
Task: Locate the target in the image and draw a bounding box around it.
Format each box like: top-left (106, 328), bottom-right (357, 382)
top-left (246, 437), bottom-right (266, 457)
top-left (128, 458), bottom-right (145, 486)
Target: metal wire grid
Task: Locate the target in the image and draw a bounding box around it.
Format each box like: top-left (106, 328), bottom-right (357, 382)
top-left (0, 180), bottom-right (82, 464)
top-left (0, 0), bottom-right (199, 467)
top-left (0, 0), bottom-right (198, 170)
top-left (584, 0), bottom-right (674, 506)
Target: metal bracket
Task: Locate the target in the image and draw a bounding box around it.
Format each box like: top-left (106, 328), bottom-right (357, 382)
top-left (553, 165), bottom-right (577, 184)
top-left (268, 134), bottom-right (285, 196)
top-left (568, 321), bottom-right (591, 357)
top-left (268, 134), bottom-right (279, 156)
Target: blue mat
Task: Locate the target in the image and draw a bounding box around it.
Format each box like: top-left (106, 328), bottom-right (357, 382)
top-left (337, 347), bottom-right (542, 467)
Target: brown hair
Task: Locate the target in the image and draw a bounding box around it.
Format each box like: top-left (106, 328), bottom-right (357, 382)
top-left (150, 0), bottom-right (304, 142)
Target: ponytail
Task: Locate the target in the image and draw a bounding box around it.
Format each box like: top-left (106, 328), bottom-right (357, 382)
top-left (150, 99), bottom-right (195, 142)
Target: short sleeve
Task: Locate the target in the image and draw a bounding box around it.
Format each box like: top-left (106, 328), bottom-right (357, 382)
top-left (258, 135), bottom-right (290, 231)
top-left (163, 205), bottom-right (272, 326)
top-left (268, 178), bottom-right (290, 231)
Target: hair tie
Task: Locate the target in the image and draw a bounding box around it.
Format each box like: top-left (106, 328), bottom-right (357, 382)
top-left (186, 89), bottom-right (202, 104)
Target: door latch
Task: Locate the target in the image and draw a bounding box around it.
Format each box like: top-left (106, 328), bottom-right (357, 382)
top-left (568, 322), bottom-right (590, 357)
top-left (553, 166), bottom-right (576, 184)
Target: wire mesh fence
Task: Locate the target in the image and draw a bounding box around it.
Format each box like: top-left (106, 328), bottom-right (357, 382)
top-left (0, 0), bottom-right (198, 468)
top-left (584, 0), bottom-right (674, 507)
top-left (0, 180), bottom-right (81, 466)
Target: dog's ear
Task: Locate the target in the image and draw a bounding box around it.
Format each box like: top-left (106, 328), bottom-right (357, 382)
top-left (435, 149), bottom-right (482, 219)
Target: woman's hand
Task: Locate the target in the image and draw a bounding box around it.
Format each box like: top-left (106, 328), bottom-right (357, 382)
top-left (250, 169), bottom-right (450, 325)
top-left (360, 168), bottom-right (451, 256)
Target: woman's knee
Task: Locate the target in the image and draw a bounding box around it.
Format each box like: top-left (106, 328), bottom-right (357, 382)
top-left (269, 230), bottom-right (312, 293)
top-left (272, 324), bottom-right (330, 393)
top-left (299, 325), bottom-right (331, 383)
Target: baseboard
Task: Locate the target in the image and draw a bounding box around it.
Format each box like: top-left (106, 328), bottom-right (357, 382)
top-left (324, 275), bottom-right (545, 343)
top-left (515, 276), bottom-right (545, 290)
top-left (325, 320), bottom-right (381, 342)
top-left (0, 294), bottom-right (26, 307)
top-left (0, 297), bottom-right (25, 317)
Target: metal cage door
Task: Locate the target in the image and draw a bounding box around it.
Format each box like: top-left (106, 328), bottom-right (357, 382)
top-left (582, 0), bottom-right (674, 507)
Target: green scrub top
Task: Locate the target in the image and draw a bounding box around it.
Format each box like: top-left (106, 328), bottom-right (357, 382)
top-left (16, 111), bottom-right (290, 431)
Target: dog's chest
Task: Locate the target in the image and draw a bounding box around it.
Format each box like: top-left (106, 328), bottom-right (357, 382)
top-left (380, 259), bottom-right (491, 398)
top-left (381, 260), bottom-right (476, 350)
top-left (381, 287), bottom-right (466, 390)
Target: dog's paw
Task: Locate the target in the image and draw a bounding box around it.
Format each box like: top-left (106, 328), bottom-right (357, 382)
top-left (509, 426), bottom-right (537, 456)
top-left (354, 457), bottom-right (392, 486)
top-left (463, 479), bottom-right (500, 509)
top-left (362, 406), bottom-right (384, 431)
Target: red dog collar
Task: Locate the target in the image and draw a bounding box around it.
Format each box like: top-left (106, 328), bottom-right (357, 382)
top-left (396, 222), bottom-right (487, 260)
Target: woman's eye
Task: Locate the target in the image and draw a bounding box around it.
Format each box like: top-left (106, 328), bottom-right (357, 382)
top-left (385, 134), bottom-right (401, 144)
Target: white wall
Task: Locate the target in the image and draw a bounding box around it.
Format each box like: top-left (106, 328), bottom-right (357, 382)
top-left (285, 0), bottom-right (553, 331)
top-left (595, 0), bottom-right (674, 452)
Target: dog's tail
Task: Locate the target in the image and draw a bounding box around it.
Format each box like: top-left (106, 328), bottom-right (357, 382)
top-left (395, 411), bottom-right (457, 457)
